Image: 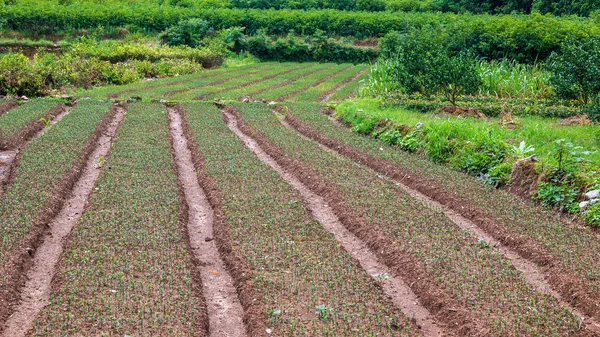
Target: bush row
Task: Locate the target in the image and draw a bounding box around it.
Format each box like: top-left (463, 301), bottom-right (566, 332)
top-left (3, 3), bottom-right (599, 62)
top-left (240, 31), bottom-right (377, 63)
top-left (0, 41), bottom-right (219, 96)
top-left (68, 39), bottom-right (224, 68)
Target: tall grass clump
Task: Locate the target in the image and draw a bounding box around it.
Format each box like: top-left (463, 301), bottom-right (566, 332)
top-left (477, 60), bottom-right (552, 99)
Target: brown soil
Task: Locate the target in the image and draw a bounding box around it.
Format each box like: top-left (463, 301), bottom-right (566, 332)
top-left (193, 68), bottom-right (301, 101)
top-left (167, 106), bottom-right (246, 337)
top-left (558, 114), bottom-right (593, 126)
top-left (506, 158), bottom-right (541, 198)
top-left (243, 66), bottom-right (332, 100)
top-left (234, 110), bottom-right (444, 336)
top-left (318, 68), bottom-right (367, 102)
top-left (177, 106), bottom-right (270, 337)
top-left (0, 105), bottom-right (125, 337)
top-left (0, 103), bottom-right (69, 196)
top-left (276, 65), bottom-right (354, 102)
top-left (0, 103), bottom-right (67, 150)
top-left (0, 103), bottom-right (125, 331)
top-left (284, 111), bottom-right (600, 334)
top-left (438, 106), bottom-right (486, 119)
top-left (0, 100), bottom-right (18, 117)
top-left (224, 106), bottom-right (489, 337)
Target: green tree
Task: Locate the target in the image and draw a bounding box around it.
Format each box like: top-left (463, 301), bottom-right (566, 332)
top-left (161, 18), bottom-right (214, 48)
top-left (547, 37), bottom-right (600, 104)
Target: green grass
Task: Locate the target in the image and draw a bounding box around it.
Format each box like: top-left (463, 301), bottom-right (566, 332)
top-left (257, 64), bottom-right (347, 101)
top-left (184, 102), bottom-right (418, 336)
top-left (329, 70), bottom-right (368, 102)
top-left (290, 101), bottom-right (600, 310)
top-left (31, 103), bottom-right (203, 336)
top-left (219, 63), bottom-right (328, 100)
top-left (0, 99), bottom-right (59, 141)
top-left (0, 100), bottom-right (110, 288)
top-left (79, 62), bottom-right (269, 100)
top-left (336, 99), bottom-right (600, 169)
top-left (290, 65), bottom-right (366, 102)
top-left (237, 102), bottom-right (581, 336)
top-left (170, 63), bottom-right (298, 101)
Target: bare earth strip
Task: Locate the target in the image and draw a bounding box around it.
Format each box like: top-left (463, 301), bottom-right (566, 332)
top-left (283, 111), bottom-right (600, 334)
top-left (223, 106), bottom-right (448, 337)
top-left (0, 104), bottom-right (70, 193)
top-left (178, 106), bottom-right (270, 336)
top-left (0, 101), bottom-right (18, 118)
top-left (167, 106), bottom-right (246, 337)
top-left (0, 104), bottom-right (125, 337)
top-left (277, 65), bottom-right (353, 102)
top-left (319, 68), bottom-right (367, 102)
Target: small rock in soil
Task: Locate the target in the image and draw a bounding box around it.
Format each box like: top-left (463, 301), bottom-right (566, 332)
top-left (580, 201), bottom-right (590, 210)
top-left (585, 189), bottom-right (600, 200)
top-left (590, 199), bottom-right (599, 206)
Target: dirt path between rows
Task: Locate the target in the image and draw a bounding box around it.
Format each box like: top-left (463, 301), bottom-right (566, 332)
top-left (0, 104), bottom-right (125, 337)
top-left (167, 106), bottom-right (246, 337)
top-left (242, 65), bottom-right (332, 101)
top-left (194, 67), bottom-right (301, 101)
top-left (277, 114), bottom-right (600, 334)
top-left (283, 112), bottom-right (600, 335)
top-left (276, 65), bottom-right (353, 102)
top-left (319, 68), bottom-right (366, 102)
top-left (0, 103), bottom-right (70, 196)
top-left (223, 106), bottom-right (452, 337)
top-left (0, 101), bottom-right (18, 118)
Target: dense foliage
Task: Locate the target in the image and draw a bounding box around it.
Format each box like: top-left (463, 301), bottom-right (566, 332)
top-left (3, 2), bottom-right (599, 63)
top-left (14, 0), bottom-right (599, 16)
top-left (0, 39), bottom-right (224, 95)
top-left (241, 30), bottom-right (376, 63)
top-left (547, 38), bottom-right (600, 104)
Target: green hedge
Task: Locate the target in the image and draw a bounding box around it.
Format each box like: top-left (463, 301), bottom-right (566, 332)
top-left (3, 3), bottom-right (599, 61)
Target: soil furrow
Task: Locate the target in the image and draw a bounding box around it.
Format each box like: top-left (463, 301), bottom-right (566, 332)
top-left (167, 106), bottom-right (246, 337)
top-left (222, 105), bottom-right (491, 336)
top-left (223, 106), bottom-right (444, 336)
top-left (277, 65), bottom-right (353, 102)
top-left (0, 101), bottom-right (18, 118)
top-left (164, 68), bottom-right (265, 98)
top-left (284, 111), bottom-right (600, 334)
top-left (319, 68), bottom-right (367, 102)
top-left (0, 103), bottom-right (123, 330)
top-left (177, 105), bottom-right (270, 337)
top-left (107, 71), bottom-right (229, 99)
top-left (194, 67), bottom-right (301, 101)
top-left (1, 103), bottom-right (70, 195)
top-left (242, 65), bottom-right (332, 100)
top-left (277, 111), bottom-right (600, 333)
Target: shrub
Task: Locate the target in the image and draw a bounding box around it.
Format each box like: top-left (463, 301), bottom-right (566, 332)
top-left (0, 53), bottom-right (44, 95)
top-left (547, 37), bottom-right (600, 104)
top-left (376, 30), bottom-right (481, 104)
top-left (585, 203), bottom-right (600, 227)
top-left (161, 18), bottom-right (214, 48)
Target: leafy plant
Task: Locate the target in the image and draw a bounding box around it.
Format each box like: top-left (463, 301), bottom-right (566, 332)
top-left (585, 203), bottom-right (600, 227)
top-left (511, 141), bottom-right (535, 159)
top-left (315, 304), bottom-right (332, 322)
top-left (398, 131), bottom-right (420, 152)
